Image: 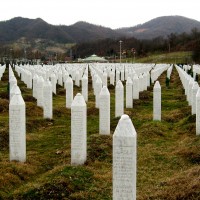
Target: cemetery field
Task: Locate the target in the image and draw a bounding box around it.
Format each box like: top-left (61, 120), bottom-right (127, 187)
top-left (0, 65), bottom-right (200, 199)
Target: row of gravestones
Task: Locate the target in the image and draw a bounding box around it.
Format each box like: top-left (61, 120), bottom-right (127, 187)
top-left (8, 62), bottom-right (172, 160)
top-left (175, 64), bottom-right (200, 136)
top-left (7, 63), bottom-right (172, 200)
top-left (13, 63), bottom-right (170, 112)
top-left (0, 65), bottom-right (6, 80)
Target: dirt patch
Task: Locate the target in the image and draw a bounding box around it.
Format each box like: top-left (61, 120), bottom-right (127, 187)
top-left (148, 166), bottom-right (200, 200)
top-left (87, 134), bottom-right (112, 163)
top-left (0, 91), bottom-right (9, 99)
top-left (26, 102), bottom-right (43, 117)
top-left (139, 90), bottom-right (151, 100)
top-left (0, 99), bottom-right (9, 113)
top-left (23, 95), bottom-right (36, 102)
top-left (0, 127), bottom-right (9, 149)
top-left (53, 107), bottom-right (69, 117)
top-left (26, 118), bottom-right (54, 133)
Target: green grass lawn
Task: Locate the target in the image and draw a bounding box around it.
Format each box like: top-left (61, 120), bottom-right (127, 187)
top-left (125, 51), bottom-right (192, 64)
top-left (0, 62), bottom-right (199, 199)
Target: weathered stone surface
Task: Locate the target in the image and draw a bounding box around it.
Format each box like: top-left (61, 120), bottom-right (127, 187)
top-left (115, 80), bottom-right (124, 117)
top-left (113, 114), bottom-right (137, 200)
top-left (126, 77), bottom-right (133, 108)
top-left (9, 89), bottom-right (26, 162)
top-left (99, 86), bottom-right (110, 135)
top-left (192, 82), bottom-right (199, 115)
top-left (153, 81), bottom-right (161, 121)
top-left (82, 75), bottom-right (88, 102)
top-left (50, 73), bottom-right (57, 94)
top-left (66, 77), bottom-right (73, 109)
top-left (71, 93), bottom-right (87, 165)
top-left (95, 77), bottom-right (102, 108)
top-left (43, 80), bottom-right (53, 119)
top-left (33, 74), bottom-right (39, 98)
top-left (37, 76), bottom-right (44, 107)
top-left (132, 74), bottom-right (139, 99)
top-left (196, 88), bottom-right (200, 135)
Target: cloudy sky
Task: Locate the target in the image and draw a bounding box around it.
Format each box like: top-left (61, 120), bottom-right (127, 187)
top-left (1, 0), bottom-right (200, 29)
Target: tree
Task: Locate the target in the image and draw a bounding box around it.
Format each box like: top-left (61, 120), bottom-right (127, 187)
top-left (192, 39), bottom-right (200, 63)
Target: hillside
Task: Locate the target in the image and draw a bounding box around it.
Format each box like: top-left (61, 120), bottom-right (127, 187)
top-left (0, 17), bottom-right (122, 44)
top-left (1, 16), bottom-right (200, 45)
top-left (116, 16), bottom-right (200, 39)
top-left (1, 16), bottom-right (200, 58)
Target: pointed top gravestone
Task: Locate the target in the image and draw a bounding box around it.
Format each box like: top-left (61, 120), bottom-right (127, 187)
top-left (99, 86), bottom-right (110, 135)
top-left (66, 77), bottom-right (73, 108)
top-left (126, 77), bottom-right (133, 108)
top-left (9, 88), bottom-right (26, 162)
top-left (43, 80), bottom-right (53, 119)
top-left (10, 84), bottom-right (20, 100)
top-left (113, 114), bottom-right (137, 200)
top-left (192, 82), bottom-right (199, 115)
top-left (196, 88), bottom-right (200, 135)
top-left (82, 74), bottom-right (88, 102)
top-left (115, 80), bottom-right (124, 117)
top-left (71, 93), bottom-right (87, 165)
top-left (153, 81), bottom-right (161, 121)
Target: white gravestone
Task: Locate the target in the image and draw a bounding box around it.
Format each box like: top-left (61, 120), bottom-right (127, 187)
top-left (75, 71), bottom-right (80, 87)
top-left (43, 80), bottom-right (53, 119)
top-left (110, 70), bottom-right (115, 85)
top-left (192, 82), bottom-right (199, 115)
top-left (63, 72), bottom-right (69, 88)
top-left (116, 71), bottom-right (120, 84)
top-left (132, 74), bottom-right (139, 99)
top-left (196, 88), bottom-right (200, 135)
top-left (71, 93), bottom-right (87, 165)
top-left (50, 73), bottom-right (57, 94)
top-left (143, 73), bottom-right (148, 91)
top-left (10, 84), bottom-right (18, 101)
top-left (58, 71), bottom-right (63, 86)
top-left (33, 74), bottom-right (38, 99)
top-left (188, 79), bottom-right (194, 106)
top-left (66, 77), bottom-right (73, 108)
top-left (146, 71), bottom-right (151, 87)
top-left (37, 76), bottom-right (44, 107)
top-left (9, 75), bottom-right (17, 93)
top-left (99, 86), bottom-right (110, 135)
top-left (9, 88), bottom-right (26, 162)
top-left (103, 72), bottom-right (108, 87)
top-left (121, 70), bottom-right (125, 81)
top-left (153, 81), bottom-right (161, 121)
top-left (92, 74), bottom-right (98, 91)
top-left (113, 114), bottom-right (137, 200)
top-left (115, 80), bottom-right (124, 117)
top-left (126, 77), bottom-right (133, 108)
top-left (95, 77), bottom-right (102, 108)
top-left (27, 71), bottom-right (32, 89)
top-left (82, 75), bottom-right (88, 102)
top-left (139, 74), bottom-right (143, 92)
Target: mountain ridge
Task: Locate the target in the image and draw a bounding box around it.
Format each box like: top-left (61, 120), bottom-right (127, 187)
top-left (116, 15), bottom-right (200, 39)
top-left (0, 15), bottom-right (200, 47)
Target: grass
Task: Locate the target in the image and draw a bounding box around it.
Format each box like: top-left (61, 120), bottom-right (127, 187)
top-left (125, 51), bottom-right (193, 64)
top-left (0, 61), bottom-right (199, 199)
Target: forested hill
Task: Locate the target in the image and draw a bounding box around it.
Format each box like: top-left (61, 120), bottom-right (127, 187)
top-left (0, 17), bottom-right (122, 44)
top-left (116, 16), bottom-right (200, 39)
top-left (0, 16), bottom-right (200, 45)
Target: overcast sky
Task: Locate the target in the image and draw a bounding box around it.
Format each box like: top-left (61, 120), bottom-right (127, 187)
top-left (1, 0), bottom-right (200, 29)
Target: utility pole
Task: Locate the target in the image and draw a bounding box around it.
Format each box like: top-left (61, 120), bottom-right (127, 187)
top-left (119, 40), bottom-right (123, 64)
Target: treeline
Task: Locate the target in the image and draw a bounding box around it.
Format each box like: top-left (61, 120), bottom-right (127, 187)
top-left (1, 28), bottom-right (200, 63)
top-left (73, 28), bottom-right (200, 63)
